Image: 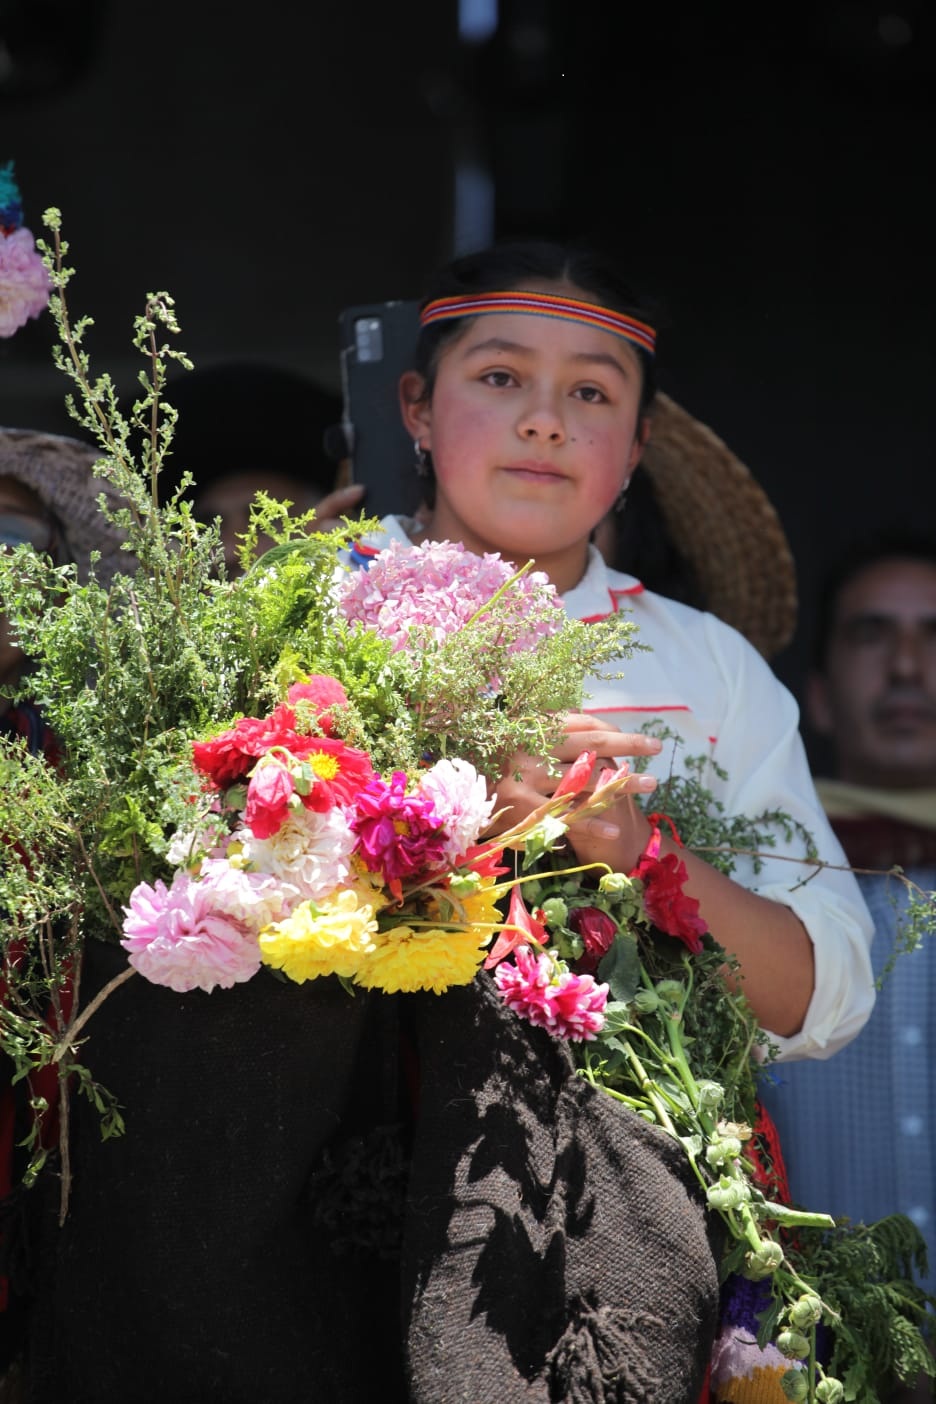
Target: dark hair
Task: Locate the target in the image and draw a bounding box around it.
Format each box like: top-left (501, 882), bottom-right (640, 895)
top-left (412, 239), bottom-right (659, 414)
top-left (611, 468), bottom-right (706, 609)
top-left (813, 529), bottom-right (936, 668)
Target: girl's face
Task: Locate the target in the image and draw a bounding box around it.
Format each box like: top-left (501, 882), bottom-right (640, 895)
top-left (400, 294), bottom-right (648, 593)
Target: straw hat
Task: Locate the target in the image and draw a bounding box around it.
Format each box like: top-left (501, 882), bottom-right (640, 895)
top-left (640, 394), bottom-right (797, 659)
top-left (0, 427), bottom-right (129, 582)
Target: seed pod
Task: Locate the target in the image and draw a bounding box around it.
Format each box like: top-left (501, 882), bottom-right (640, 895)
top-left (781, 1367), bottom-right (809, 1401)
top-left (744, 1238), bottom-right (785, 1279)
top-left (777, 1328), bottom-right (811, 1359)
top-left (789, 1293), bottom-right (823, 1330)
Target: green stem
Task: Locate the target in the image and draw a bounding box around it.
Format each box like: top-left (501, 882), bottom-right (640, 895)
top-left (619, 1039), bottom-right (678, 1137)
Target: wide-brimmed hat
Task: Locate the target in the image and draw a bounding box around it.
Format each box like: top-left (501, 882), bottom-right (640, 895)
top-left (640, 394), bottom-right (797, 659)
top-left (0, 427), bottom-right (129, 582)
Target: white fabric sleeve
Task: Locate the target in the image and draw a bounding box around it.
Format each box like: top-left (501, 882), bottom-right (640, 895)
top-left (701, 615), bottom-right (875, 1063)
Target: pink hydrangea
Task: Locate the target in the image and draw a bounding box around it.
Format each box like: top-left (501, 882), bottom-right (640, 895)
top-left (336, 538), bottom-right (562, 653)
top-left (415, 757), bottom-right (494, 865)
top-left (351, 770), bottom-right (448, 883)
top-left (0, 228), bottom-right (50, 337)
top-left (121, 866), bottom-right (268, 993)
top-left (494, 945), bottom-right (609, 1041)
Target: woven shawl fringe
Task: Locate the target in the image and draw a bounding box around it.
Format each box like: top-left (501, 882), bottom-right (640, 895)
top-left (546, 1297), bottom-right (666, 1403)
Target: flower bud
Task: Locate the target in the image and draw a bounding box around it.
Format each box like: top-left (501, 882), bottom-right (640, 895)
top-left (706, 1136), bottom-right (742, 1168)
top-left (776, 1329), bottom-right (810, 1359)
top-left (706, 1176), bottom-right (747, 1212)
top-left (598, 871), bottom-right (634, 896)
top-left (449, 872), bottom-right (483, 897)
top-left (744, 1238), bottom-right (785, 1279)
top-left (632, 988), bottom-right (661, 1014)
top-left (540, 896), bottom-right (569, 927)
top-left (696, 1080), bottom-right (725, 1113)
top-left (654, 979), bottom-right (684, 1004)
top-left (781, 1368), bottom-right (808, 1402)
top-left (789, 1293), bottom-right (823, 1330)
top-left (569, 907), bottom-right (617, 960)
top-left (816, 1378), bottom-right (844, 1404)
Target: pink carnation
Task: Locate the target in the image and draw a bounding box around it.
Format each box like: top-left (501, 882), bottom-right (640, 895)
top-left (415, 757), bottom-right (494, 864)
top-left (0, 228), bottom-right (50, 337)
top-left (494, 945), bottom-right (608, 1041)
top-left (121, 867), bottom-right (264, 993)
top-left (336, 538), bottom-right (562, 653)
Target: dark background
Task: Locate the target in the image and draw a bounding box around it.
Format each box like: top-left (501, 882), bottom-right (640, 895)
top-left (2, 0), bottom-right (934, 765)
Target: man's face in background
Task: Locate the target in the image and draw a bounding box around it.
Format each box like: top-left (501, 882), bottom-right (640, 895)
top-left (808, 557), bottom-right (936, 789)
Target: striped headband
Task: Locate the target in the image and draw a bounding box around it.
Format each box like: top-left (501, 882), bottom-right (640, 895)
top-left (419, 290), bottom-right (656, 357)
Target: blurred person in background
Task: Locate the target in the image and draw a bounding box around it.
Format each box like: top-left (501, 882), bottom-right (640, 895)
top-left (161, 362), bottom-right (363, 573)
top-left (762, 532), bottom-right (936, 1402)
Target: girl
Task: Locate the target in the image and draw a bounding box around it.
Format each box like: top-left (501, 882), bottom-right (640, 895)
top-left (379, 239), bottom-right (875, 1059)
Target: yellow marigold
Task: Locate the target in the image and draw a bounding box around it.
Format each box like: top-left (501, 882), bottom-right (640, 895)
top-left (258, 888), bottom-right (378, 983)
top-left (353, 923), bottom-right (488, 995)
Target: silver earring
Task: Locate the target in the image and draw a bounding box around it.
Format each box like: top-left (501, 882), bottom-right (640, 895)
top-left (414, 440), bottom-right (430, 477)
top-left (614, 486), bottom-right (628, 514)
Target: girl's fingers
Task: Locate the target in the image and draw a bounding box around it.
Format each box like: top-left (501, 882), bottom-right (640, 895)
top-left (554, 730), bottom-right (663, 762)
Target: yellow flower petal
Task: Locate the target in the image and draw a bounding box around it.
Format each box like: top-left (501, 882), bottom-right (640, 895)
top-left (259, 888), bottom-right (378, 983)
top-left (353, 924), bottom-right (487, 994)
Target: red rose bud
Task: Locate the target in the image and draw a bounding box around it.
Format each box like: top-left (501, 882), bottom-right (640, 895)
top-left (569, 907), bottom-right (617, 973)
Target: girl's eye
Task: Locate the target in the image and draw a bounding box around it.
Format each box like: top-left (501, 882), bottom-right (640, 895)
top-left (481, 370), bottom-right (517, 388)
top-left (574, 385), bottom-right (608, 404)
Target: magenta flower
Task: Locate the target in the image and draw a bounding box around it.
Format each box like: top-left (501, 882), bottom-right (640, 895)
top-left (494, 945), bottom-right (609, 1041)
top-left (121, 868), bottom-right (264, 993)
top-left (336, 538), bottom-right (562, 654)
top-left (351, 770), bottom-right (448, 884)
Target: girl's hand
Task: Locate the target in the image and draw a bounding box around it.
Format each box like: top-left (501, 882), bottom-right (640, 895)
top-left (486, 712), bottom-right (661, 869)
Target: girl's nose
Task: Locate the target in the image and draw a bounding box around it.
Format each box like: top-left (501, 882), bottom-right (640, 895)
top-left (517, 399), bottom-right (566, 444)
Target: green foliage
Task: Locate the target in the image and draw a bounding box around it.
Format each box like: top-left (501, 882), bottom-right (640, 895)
top-left (638, 721), bottom-right (819, 876)
top-left (783, 1217), bottom-right (936, 1402)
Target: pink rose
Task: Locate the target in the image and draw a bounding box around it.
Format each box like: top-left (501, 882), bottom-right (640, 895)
top-left (244, 759), bottom-right (296, 838)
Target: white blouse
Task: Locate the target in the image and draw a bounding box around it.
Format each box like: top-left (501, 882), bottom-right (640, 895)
top-left (371, 519), bottom-right (876, 1062)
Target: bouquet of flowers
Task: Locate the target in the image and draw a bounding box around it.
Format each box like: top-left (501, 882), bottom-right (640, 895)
top-left (1, 212), bottom-right (934, 1404)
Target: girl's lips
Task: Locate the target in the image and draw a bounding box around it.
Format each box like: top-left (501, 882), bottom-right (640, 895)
top-left (501, 460), bottom-right (567, 480)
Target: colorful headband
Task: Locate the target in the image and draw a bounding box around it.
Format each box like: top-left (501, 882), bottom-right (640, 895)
top-left (419, 290), bottom-right (656, 357)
